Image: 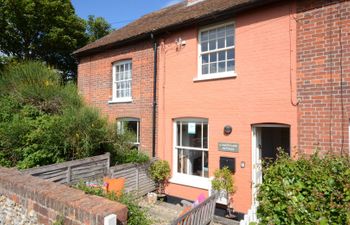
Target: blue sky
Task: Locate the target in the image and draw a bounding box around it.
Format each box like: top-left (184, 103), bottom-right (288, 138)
top-left (71, 0), bottom-right (182, 29)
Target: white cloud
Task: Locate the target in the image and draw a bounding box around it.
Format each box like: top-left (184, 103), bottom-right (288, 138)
top-left (163, 0), bottom-right (182, 7)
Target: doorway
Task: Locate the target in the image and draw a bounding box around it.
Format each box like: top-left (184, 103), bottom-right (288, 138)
top-left (250, 124), bottom-right (290, 218)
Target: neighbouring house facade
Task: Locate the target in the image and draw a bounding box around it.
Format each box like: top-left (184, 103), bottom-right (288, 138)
top-left (75, 0), bottom-right (350, 220)
top-left (297, 0), bottom-right (350, 155)
top-left (77, 41), bottom-right (156, 154)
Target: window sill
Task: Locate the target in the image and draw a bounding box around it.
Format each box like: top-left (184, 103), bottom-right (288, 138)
top-left (108, 98), bottom-right (133, 104)
top-left (170, 173), bottom-right (211, 190)
top-left (193, 72), bottom-right (237, 82)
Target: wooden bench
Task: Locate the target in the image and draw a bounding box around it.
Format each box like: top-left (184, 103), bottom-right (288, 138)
top-left (170, 193), bottom-right (218, 225)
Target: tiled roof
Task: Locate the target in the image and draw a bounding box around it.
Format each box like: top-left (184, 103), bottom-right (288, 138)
top-left (74, 0), bottom-right (279, 56)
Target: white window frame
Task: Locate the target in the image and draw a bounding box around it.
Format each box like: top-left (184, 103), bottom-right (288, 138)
top-left (195, 21), bottom-right (237, 81)
top-left (116, 118), bottom-right (140, 147)
top-left (109, 60), bottom-right (133, 103)
top-left (170, 118), bottom-right (211, 190)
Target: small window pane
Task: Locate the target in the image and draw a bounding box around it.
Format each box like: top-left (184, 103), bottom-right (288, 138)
top-left (217, 27), bottom-right (225, 38)
top-left (226, 36), bottom-right (234, 47)
top-left (177, 123), bottom-right (181, 146)
top-left (210, 63), bottom-right (217, 74)
top-left (227, 60), bottom-right (235, 71)
top-left (203, 124), bottom-right (208, 148)
top-left (202, 54), bottom-right (208, 64)
top-left (218, 62), bottom-right (225, 72)
top-left (201, 31), bottom-right (208, 41)
top-left (218, 51), bottom-right (225, 61)
top-left (209, 40), bottom-right (216, 51)
top-left (117, 119), bottom-right (140, 145)
top-left (203, 151), bottom-right (208, 177)
top-left (120, 64), bottom-right (124, 72)
top-left (201, 42), bottom-right (208, 52)
top-left (125, 121), bottom-right (138, 143)
top-left (179, 149), bottom-right (188, 174)
top-left (226, 25), bottom-right (234, 36)
top-left (218, 38), bottom-right (225, 49)
top-left (209, 29), bottom-right (216, 40)
top-left (209, 52), bottom-right (217, 62)
top-left (178, 149), bottom-right (184, 173)
top-left (189, 150), bottom-right (203, 176)
top-left (227, 49), bottom-right (235, 60)
top-left (202, 64), bottom-right (209, 75)
top-left (181, 123), bottom-right (202, 148)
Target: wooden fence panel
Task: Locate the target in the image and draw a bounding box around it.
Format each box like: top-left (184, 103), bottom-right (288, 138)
top-left (109, 162), bottom-right (156, 196)
top-left (170, 193), bottom-right (218, 225)
top-left (22, 153), bottom-right (110, 184)
top-left (22, 153), bottom-right (155, 197)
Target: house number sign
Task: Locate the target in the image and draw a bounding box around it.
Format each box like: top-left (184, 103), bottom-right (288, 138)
top-left (218, 142), bottom-right (239, 153)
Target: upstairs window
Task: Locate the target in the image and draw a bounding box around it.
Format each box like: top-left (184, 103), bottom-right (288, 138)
top-left (198, 22), bottom-right (235, 80)
top-left (112, 60), bottom-right (132, 102)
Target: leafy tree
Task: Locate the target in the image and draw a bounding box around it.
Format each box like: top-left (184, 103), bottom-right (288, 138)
top-left (86, 15), bottom-right (113, 42)
top-left (0, 0), bottom-right (88, 79)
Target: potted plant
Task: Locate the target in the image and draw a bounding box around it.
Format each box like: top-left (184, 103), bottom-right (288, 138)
top-left (149, 160), bottom-right (171, 200)
top-left (211, 166), bottom-right (236, 218)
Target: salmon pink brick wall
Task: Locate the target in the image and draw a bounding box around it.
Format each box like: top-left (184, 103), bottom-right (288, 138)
top-left (77, 41), bottom-right (155, 156)
top-left (157, 2), bottom-right (298, 214)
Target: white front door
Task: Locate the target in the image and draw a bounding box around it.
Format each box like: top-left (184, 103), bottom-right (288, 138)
top-left (252, 127), bottom-right (262, 208)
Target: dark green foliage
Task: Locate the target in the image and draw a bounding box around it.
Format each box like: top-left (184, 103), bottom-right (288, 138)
top-left (75, 181), bottom-right (152, 225)
top-left (114, 148), bottom-right (150, 164)
top-left (257, 151), bottom-right (350, 225)
top-left (0, 0), bottom-right (88, 79)
top-left (0, 62), bottom-right (148, 168)
top-left (86, 15), bottom-right (113, 43)
top-left (0, 0), bottom-right (113, 80)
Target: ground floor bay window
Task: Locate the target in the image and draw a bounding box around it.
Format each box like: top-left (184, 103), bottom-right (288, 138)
top-left (171, 119), bottom-right (210, 189)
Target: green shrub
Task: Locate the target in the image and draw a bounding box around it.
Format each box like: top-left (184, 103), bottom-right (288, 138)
top-left (75, 181), bottom-right (152, 225)
top-left (0, 61), bottom-right (145, 168)
top-left (114, 148), bottom-right (150, 164)
top-left (212, 167), bottom-right (235, 217)
top-left (257, 151), bottom-right (350, 225)
top-left (149, 160), bottom-right (171, 194)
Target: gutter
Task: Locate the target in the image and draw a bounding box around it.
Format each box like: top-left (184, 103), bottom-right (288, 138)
top-left (151, 33), bottom-right (157, 158)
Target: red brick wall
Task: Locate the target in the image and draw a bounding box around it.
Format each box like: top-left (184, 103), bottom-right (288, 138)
top-left (77, 41), bottom-right (155, 156)
top-left (296, 0), bottom-right (350, 154)
top-left (0, 167), bottom-right (127, 225)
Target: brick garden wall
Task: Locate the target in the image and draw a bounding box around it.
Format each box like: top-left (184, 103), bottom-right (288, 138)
top-left (297, 0), bottom-right (350, 154)
top-left (77, 41), bottom-right (155, 156)
top-left (0, 167), bottom-right (127, 225)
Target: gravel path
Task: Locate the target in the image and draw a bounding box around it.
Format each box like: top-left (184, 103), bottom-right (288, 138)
top-left (138, 197), bottom-right (223, 225)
